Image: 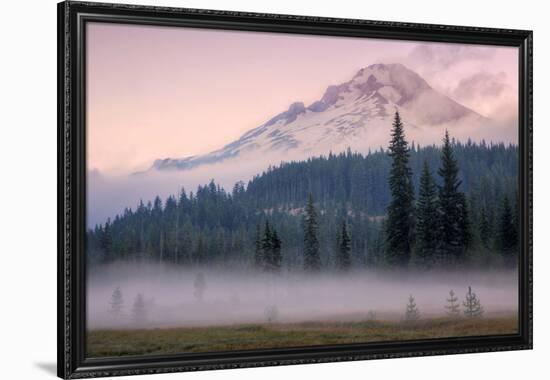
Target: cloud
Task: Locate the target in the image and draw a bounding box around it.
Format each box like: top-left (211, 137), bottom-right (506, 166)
top-left (446, 71), bottom-right (516, 121)
top-left (408, 44), bottom-right (496, 70)
top-left (453, 72), bottom-right (508, 100)
top-left (404, 45), bottom-right (514, 119)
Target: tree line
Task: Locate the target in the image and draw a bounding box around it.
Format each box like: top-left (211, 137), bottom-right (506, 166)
top-left (246, 134), bottom-right (517, 217)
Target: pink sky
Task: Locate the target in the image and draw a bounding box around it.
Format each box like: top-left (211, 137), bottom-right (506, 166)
top-left (86, 22), bottom-right (518, 175)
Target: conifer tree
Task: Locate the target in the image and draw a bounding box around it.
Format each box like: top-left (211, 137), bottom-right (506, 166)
top-left (271, 229), bottom-right (282, 272)
top-left (264, 305), bottom-right (279, 323)
top-left (110, 286), bottom-right (124, 317)
top-left (463, 286), bottom-right (484, 318)
top-left (415, 160), bottom-right (439, 267)
top-left (303, 193), bottom-right (321, 271)
top-left (456, 192), bottom-right (472, 248)
top-left (405, 294), bottom-right (420, 321)
top-left (180, 220), bottom-right (193, 263)
top-left (136, 200), bottom-right (146, 253)
top-left (151, 196), bottom-right (163, 260)
top-left (174, 195), bottom-right (181, 264)
top-left (479, 206), bottom-right (491, 249)
top-left (100, 219), bottom-right (113, 262)
top-left (254, 223), bottom-right (263, 270)
top-left (262, 221), bottom-right (273, 271)
top-left (445, 289), bottom-right (460, 317)
top-left (194, 234), bottom-right (206, 264)
top-left (385, 111), bottom-right (415, 267)
top-left (132, 293), bottom-right (147, 324)
top-left (513, 190), bottom-right (520, 241)
top-left (336, 220), bottom-right (352, 271)
top-left (437, 130), bottom-right (469, 262)
top-left (159, 230), bottom-right (165, 263)
top-left (497, 195), bottom-right (518, 256)
top-left (193, 272), bottom-right (207, 301)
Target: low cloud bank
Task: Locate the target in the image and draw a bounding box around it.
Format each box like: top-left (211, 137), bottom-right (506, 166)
top-left (87, 262), bottom-right (518, 330)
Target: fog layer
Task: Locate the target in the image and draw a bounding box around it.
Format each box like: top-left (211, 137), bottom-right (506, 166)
top-left (87, 262), bottom-right (517, 330)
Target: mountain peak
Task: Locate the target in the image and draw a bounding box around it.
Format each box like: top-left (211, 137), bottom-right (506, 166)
top-left (307, 63), bottom-right (431, 113)
top-left (351, 63), bottom-right (431, 105)
top-left (148, 63), bottom-right (485, 173)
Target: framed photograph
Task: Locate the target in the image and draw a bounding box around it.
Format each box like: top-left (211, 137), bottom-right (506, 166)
top-left (57, 1), bottom-right (533, 378)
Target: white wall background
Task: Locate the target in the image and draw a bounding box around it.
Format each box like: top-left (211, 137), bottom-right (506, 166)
top-left (0, 0), bottom-right (545, 379)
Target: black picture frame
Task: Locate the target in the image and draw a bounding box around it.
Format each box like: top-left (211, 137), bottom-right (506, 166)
top-left (57, 1), bottom-right (533, 378)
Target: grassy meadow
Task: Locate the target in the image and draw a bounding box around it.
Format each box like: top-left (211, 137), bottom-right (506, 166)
top-left (87, 315), bottom-right (517, 358)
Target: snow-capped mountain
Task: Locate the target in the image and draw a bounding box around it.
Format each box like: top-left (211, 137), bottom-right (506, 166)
top-left (150, 63), bottom-right (485, 172)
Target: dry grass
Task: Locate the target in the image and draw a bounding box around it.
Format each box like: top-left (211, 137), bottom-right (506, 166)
top-left (87, 316), bottom-right (518, 358)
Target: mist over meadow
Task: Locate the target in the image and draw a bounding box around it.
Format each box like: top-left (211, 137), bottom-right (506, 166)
top-left (87, 262), bottom-right (517, 330)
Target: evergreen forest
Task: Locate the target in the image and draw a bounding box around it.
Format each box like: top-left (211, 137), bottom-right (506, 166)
top-left (87, 112), bottom-right (519, 271)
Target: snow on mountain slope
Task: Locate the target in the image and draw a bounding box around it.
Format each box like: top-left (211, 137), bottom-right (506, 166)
top-left (150, 63), bottom-right (486, 172)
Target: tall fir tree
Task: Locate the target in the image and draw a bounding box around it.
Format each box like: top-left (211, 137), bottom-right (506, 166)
top-left (479, 206), bottom-right (491, 249)
top-left (270, 229), bottom-right (282, 272)
top-left (194, 234), bottom-right (206, 264)
top-left (415, 160), bottom-right (439, 267)
top-left (253, 223), bottom-right (263, 270)
top-left (180, 220), bottom-right (194, 263)
top-left (136, 200), bottom-right (146, 253)
top-left (456, 192), bottom-right (472, 248)
top-left (496, 195), bottom-right (518, 257)
top-left (303, 193), bottom-right (321, 271)
top-left (385, 111), bottom-right (415, 267)
top-left (152, 196), bottom-right (163, 260)
top-left (513, 190), bottom-right (520, 241)
top-left (100, 219), bottom-right (113, 263)
top-left (262, 221), bottom-right (273, 271)
top-left (336, 220), bottom-right (352, 271)
top-left (437, 130), bottom-right (469, 262)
